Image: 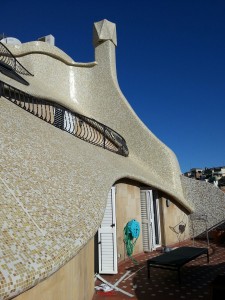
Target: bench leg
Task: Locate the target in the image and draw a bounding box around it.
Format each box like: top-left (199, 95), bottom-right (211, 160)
top-left (178, 268), bottom-right (181, 284)
top-left (147, 263), bottom-right (150, 279)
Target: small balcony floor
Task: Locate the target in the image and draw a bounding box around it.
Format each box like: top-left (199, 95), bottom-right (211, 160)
top-left (93, 239), bottom-right (225, 300)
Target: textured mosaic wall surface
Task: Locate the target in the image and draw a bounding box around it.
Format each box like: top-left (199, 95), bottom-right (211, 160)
top-left (1, 99), bottom-right (123, 299)
top-left (181, 176), bottom-right (225, 237)
top-left (0, 20), bottom-right (193, 299)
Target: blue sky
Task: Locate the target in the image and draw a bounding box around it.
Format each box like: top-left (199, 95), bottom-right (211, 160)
top-left (1, 0), bottom-right (225, 172)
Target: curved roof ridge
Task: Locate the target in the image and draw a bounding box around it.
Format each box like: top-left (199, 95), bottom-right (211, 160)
top-left (5, 41), bottom-right (97, 68)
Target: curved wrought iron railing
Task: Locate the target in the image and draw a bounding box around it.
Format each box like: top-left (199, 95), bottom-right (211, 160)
top-left (0, 41), bottom-right (33, 76)
top-left (0, 80), bottom-right (129, 157)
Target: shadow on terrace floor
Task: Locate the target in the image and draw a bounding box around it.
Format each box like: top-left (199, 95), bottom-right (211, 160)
top-left (93, 239), bottom-right (225, 300)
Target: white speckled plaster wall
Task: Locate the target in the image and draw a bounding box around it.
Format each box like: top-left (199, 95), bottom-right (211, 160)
top-left (181, 176), bottom-right (225, 237)
top-left (3, 21), bottom-right (191, 211)
top-left (1, 20), bottom-right (194, 299)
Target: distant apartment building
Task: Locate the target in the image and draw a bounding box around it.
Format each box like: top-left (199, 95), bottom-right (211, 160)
top-left (184, 166), bottom-right (225, 191)
top-left (183, 168), bottom-right (203, 180)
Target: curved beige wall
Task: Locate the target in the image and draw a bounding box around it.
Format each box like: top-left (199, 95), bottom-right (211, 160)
top-left (115, 182), bottom-right (143, 262)
top-left (0, 20), bottom-right (193, 299)
top-left (14, 239), bottom-right (94, 300)
top-left (160, 198), bottom-right (190, 246)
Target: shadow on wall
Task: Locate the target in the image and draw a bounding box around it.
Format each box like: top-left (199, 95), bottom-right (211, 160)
top-left (169, 214), bottom-right (187, 244)
top-left (169, 221), bottom-right (186, 235)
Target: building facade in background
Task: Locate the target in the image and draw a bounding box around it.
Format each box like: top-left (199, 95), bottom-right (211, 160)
top-left (184, 166), bottom-right (225, 191)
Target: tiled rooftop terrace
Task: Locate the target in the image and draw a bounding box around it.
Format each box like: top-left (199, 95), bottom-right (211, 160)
top-left (93, 239), bottom-right (225, 300)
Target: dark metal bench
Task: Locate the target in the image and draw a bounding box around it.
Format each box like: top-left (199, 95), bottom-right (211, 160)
top-left (147, 246), bottom-right (209, 284)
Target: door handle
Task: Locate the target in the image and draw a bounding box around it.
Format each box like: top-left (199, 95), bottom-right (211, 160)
top-left (111, 223), bottom-right (115, 227)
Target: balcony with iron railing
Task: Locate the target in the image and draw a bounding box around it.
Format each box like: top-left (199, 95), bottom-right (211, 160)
top-left (0, 41), bottom-right (33, 85)
top-left (0, 41), bottom-right (33, 76)
top-left (0, 80), bottom-right (129, 157)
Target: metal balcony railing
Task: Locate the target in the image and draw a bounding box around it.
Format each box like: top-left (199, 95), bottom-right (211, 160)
top-left (0, 41), bottom-right (33, 76)
top-left (0, 80), bottom-right (129, 157)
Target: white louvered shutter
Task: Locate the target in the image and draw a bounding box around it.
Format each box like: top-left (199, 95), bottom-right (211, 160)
top-left (98, 187), bottom-right (118, 274)
top-left (140, 190), bottom-right (150, 251)
top-left (140, 190), bottom-right (156, 251)
top-left (64, 110), bottom-right (76, 133)
top-left (148, 190), bottom-right (156, 250)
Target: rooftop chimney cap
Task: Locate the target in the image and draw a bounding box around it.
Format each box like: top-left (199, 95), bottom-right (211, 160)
top-left (93, 19), bottom-right (117, 47)
top-left (38, 34), bottom-right (55, 46)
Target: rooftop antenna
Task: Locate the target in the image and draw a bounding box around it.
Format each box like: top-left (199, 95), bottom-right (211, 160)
top-left (0, 33), bottom-right (6, 40)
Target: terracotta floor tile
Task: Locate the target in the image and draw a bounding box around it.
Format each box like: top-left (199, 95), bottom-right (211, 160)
top-left (93, 240), bottom-right (225, 300)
